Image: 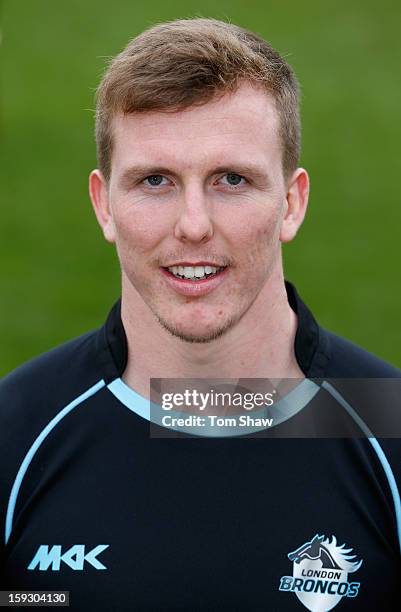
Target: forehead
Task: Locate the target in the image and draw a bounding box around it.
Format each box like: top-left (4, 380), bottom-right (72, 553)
top-left (110, 83), bottom-right (282, 173)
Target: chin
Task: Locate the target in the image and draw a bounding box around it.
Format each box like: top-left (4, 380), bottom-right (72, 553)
top-left (156, 314), bottom-right (237, 344)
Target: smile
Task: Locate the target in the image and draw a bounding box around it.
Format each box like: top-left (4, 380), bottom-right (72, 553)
top-left (160, 264), bottom-right (229, 297)
top-left (166, 265), bottom-right (226, 281)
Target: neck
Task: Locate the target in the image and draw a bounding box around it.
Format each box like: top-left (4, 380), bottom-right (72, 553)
top-left (121, 264), bottom-right (304, 399)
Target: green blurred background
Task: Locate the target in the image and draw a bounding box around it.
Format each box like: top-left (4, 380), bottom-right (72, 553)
top-left (2, 0), bottom-right (401, 375)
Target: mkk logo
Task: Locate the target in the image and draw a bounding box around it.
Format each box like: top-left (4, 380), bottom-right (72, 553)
top-left (28, 544), bottom-right (109, 571)
top-left (279, 534), bottom-right (362, 611)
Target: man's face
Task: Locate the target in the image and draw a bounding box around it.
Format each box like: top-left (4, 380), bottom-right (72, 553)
top-left (92, 83), bottom-right (306, 343)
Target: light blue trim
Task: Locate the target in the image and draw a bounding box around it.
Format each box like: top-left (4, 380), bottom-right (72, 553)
top-left (107, 377), bottom-right (320, 437)
top-left (4, 379), bottom-right (105, 546)
top-left (107, 378), bottom-right (150, 421)
top-left (322, 380), bottom-right (401, 554)
top-left (368, 437), bottom-right (401, 554)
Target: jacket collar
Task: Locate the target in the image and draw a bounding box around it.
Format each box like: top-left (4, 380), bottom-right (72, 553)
top-left (96, 280), bottom-right (329, 383)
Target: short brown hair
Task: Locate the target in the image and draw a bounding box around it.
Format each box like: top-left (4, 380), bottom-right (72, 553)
top-left (95, 18), bottom-right (300, 182)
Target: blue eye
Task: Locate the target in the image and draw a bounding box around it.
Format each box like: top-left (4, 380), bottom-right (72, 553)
top-left (220, 173), bottom-right (246, 186)
top-left (143, 175), bottom-right (168, 187)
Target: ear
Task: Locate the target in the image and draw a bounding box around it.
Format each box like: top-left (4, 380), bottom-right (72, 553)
top-left (89, 169), bottom-right (116, 243)
top-left (280, 168), bottom-right (310, 243)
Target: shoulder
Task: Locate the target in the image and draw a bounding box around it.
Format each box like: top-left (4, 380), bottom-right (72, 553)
top-left (0, 330), bottom-right (106, 535)
top-left (320, 328), bottom-right (401, 378)
top-left (0, 329), bottom-right (103, 415)
top-left (0, 329), bottom-right (105, 472)
top-left (0, 329), bottom-right (111, 554)
top-left (286, 281), bottom-right (401, 378)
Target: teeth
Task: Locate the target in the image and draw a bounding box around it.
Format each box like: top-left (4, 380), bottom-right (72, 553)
top-left (167, 265), bottom-right (222, 280)
top-left (184, 267), bottom-right (195, 279)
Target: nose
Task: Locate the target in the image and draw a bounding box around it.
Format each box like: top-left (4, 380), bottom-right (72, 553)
top-left (174, 185), bottom-right (214, 244)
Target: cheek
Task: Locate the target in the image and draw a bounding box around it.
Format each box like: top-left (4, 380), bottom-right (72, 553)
top-left (235, 211), bottom-right (282, 264)
top-left (113, 209), bottom-right (168, 258)
top-left (225, 213), bottom-right (282, 297)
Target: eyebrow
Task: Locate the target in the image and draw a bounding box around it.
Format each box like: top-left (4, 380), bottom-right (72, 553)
top-left (118, 163), bottom-right (272, 191)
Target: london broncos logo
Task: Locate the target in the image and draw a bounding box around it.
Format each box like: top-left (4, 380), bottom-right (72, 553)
top-left (279, 534), bottom-right (362, 611)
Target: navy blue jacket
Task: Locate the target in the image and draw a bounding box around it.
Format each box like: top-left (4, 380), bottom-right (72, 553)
top-left (1, 282), bottom-right (400, 611)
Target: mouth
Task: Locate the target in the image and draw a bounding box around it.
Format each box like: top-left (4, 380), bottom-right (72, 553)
top-left (160, 263), bottom-right (229, 297)
top-left (162, 264), bottom-right (227, 282)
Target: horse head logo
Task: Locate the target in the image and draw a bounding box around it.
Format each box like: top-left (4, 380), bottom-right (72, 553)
top-left (288, 534), bottom-right (362, 572)
top-left (280, 534), bottom-right (363, 611)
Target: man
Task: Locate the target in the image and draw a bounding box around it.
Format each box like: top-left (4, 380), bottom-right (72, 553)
top-left (1, 18), bottom-right (400, 611)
